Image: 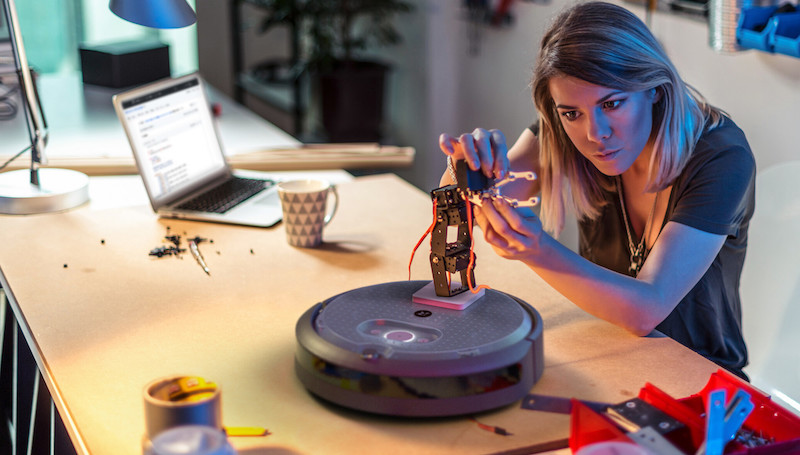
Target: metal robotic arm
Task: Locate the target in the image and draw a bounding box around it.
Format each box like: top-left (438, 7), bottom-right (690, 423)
top-left (428, 160), bottom-right (539, 297)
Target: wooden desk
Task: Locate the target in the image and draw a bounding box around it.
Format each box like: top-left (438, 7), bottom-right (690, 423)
top-left (0, 173), bottom-right (719, 454)
top-left (0, 73), bottom-right (414, 175)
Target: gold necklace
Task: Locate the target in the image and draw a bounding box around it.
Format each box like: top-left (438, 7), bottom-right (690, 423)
top-left (616, 176), bottom-right (658, 276)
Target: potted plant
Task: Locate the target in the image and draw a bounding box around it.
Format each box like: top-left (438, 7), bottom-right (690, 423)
top-left (251, 0), bottom-right (414, 142)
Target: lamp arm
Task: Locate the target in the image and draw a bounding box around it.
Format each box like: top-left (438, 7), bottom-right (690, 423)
top-left (3, 0), bottom-right (48, 184)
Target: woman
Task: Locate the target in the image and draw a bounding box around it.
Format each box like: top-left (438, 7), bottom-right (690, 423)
top-left (439, 1), bottom-right (755, 379)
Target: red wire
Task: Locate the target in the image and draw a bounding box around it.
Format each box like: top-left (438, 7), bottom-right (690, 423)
top-left (408, 194), bottom-right (491, 294)
top-left (465, 199), bottom-right (491, 294)
top-left (408, 200), bottom-right (438, 280)
top-left (470, 416), bottom-right (511, 436)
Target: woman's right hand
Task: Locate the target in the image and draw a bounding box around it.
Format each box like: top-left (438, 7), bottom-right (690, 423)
top-left (439, 128), bottom-right (510, 180)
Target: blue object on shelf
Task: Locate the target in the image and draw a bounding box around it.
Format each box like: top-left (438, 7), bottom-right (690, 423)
top-left (771, 12), bottom-right (800, 57)
top-left (737, 5), bottom-right (779, 51)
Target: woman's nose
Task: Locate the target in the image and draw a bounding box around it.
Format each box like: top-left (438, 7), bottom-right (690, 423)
top-left (586, 113), bottom-right (611, 143)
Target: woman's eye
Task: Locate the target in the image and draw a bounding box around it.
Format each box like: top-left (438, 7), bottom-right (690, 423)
top-left (602, 99), bottom-right (623, 110)
top-left (560, 110), bottom-right (579, 121)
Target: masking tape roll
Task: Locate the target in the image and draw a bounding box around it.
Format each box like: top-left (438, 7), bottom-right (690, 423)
top-left (143, 375), bottom-right (222, 440)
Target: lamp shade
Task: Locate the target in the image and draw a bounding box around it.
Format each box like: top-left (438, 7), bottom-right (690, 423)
top-left (109, 0), bottom-right (196, 29)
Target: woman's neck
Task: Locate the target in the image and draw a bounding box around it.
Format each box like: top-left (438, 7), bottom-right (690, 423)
top-left (621, 141), bottom-right (655, 194)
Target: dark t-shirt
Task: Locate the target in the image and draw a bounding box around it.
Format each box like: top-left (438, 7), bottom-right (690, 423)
top-left (574, 118), bottom-right (756, 379)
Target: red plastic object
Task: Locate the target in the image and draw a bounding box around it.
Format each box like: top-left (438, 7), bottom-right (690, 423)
top-left (569, 399), bottom-right (633, 451)
top-left (570, 369), bottom-right (800, 454)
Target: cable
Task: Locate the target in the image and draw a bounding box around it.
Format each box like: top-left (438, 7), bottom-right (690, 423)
top-left (465, 199), bottom-right (491, 294)
top-left (0, 82), bottom-right (20, 121)
top-left (408, 200), bottom-right (438, 280)
top-left (0, 144), bottom-right (32, 171)
top-left (0, 81), bottom-right (33, 168)
top-left (408, 192), bottom-right (491, 294)
top-left (469, 416), bottom-right (512, 436)
top-left (0, 97), bottom-right (18, 121)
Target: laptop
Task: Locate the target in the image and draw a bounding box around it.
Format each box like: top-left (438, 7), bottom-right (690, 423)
top-left (112, 73), bottom-right (282, 227)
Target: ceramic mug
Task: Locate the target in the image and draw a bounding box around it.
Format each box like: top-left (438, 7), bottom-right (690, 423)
top-left (277, 179), bottom-right (339, 247)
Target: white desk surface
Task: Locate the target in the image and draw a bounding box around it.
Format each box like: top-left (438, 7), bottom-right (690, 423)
top-left (0, 173), bottom-right (719, 455)
top-left (0, 73), bottom-right (413, 174)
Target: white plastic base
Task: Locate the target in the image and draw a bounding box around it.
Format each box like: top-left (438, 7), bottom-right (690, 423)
top-left (0, 168), bottom-right (90, 214)
top-left (411, 281), bottom-right (485, 310)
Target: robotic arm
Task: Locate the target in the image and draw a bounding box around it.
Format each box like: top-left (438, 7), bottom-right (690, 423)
top-left (428, 160), bottom-right (539, 297)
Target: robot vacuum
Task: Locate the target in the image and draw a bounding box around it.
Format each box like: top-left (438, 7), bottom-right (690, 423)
top-left (294, 280), bottom-right (544, 417)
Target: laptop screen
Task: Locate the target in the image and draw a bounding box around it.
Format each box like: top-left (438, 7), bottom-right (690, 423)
top-left (119, 77), bottom-right (226, 203)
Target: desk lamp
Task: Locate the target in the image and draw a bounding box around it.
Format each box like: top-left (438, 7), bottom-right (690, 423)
top-left (0, 0), bottom-right (90, 214)
top-left (0, 0), bottom-right (196, 215)
top-left (109, 0), bottom-right (196, 29)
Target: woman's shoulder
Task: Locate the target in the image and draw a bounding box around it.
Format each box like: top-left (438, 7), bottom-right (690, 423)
top-left (697, 116), bottom-right (750, 152)
top-left (691, 116), bottom-right (755, 171)
top-left (673, 116), bottom-right (756, 200)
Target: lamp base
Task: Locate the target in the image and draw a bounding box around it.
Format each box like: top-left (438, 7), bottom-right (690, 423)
top-left (0, 168), bottom-right (90, 215)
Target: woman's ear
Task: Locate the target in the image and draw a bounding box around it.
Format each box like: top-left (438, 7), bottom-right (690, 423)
top-left (650, 87), bottom-right (662, 104)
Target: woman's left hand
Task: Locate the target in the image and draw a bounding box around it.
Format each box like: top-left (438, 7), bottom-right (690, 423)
top-left (473, 196), bottom-right (545, 263)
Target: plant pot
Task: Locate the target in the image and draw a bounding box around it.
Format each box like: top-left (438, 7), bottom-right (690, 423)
top-left (316, 60), bottom-right (389, 143)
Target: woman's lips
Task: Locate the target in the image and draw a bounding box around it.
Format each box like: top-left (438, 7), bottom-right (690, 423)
top-left (594, 149), bottom-right (620, 161)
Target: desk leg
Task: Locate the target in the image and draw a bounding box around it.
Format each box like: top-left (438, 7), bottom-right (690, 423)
top-left (1, 291), bottom-right (13, 455)
top-left (0, 289), bottom-right (76, 455)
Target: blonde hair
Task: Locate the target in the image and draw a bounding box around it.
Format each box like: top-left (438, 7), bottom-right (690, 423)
top-left (531, 1), bottom-right (723, 235)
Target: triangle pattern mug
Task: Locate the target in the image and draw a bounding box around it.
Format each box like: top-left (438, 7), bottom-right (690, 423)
top-left (277, 179), bottom-right (339, 247)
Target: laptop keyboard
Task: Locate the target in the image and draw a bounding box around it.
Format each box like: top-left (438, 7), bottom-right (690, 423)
top-left (176, 177), bottom-right (274, 214)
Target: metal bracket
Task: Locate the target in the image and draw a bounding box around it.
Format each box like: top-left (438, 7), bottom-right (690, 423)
top-left (463, 171), bottom-right (540, 208)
